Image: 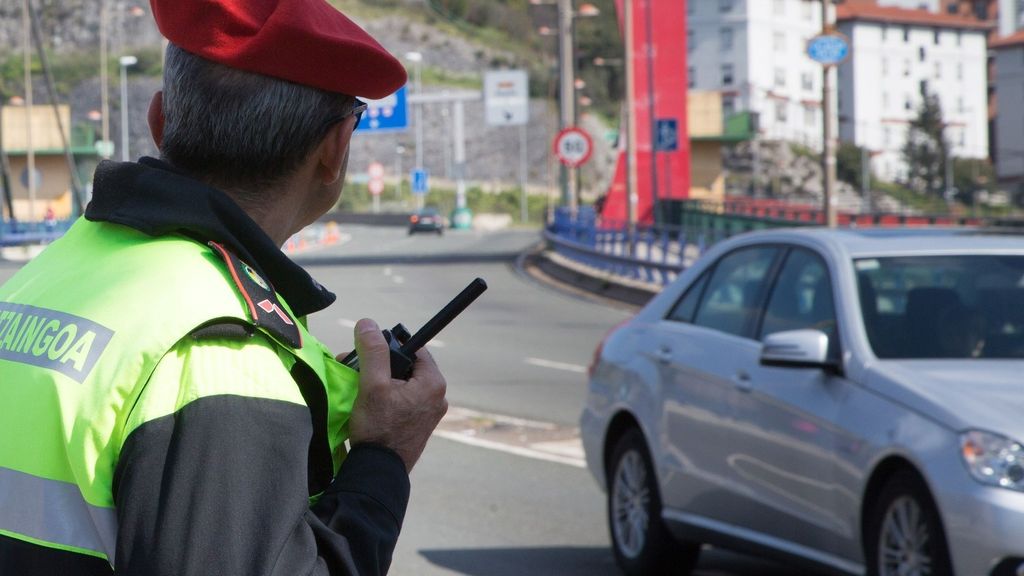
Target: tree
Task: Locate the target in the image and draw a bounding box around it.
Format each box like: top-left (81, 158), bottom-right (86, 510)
top-left (902, 93), bottom-right (949, 197)
top-left (837, 142), bottom-right (870, 191)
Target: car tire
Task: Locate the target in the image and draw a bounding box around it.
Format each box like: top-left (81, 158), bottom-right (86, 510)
top-left (864, 471), bottom-right (953, 576)
top-left (607, 428), bottom-right (700, 576)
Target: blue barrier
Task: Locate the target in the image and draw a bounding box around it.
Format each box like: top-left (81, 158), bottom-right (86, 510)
top-left (0, 220), bottom-right (74, 247)
top-left (544, 213), bottom-right (689, 288)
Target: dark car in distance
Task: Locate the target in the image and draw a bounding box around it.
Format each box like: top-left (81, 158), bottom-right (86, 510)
top-left (409, 208), bottom-right (445, 235)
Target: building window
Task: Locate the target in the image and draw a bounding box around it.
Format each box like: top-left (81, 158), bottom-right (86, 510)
top-left (801, 71), bottom-right (814, 91)
top-left (721, 27), bottom-right (733, 50)
top-left (903, 26), bottom-right (910, 43)
top-left (956, 62), bottom-right (964, 80)
top-left (882, 58), bottom-right (889, 76)
top-left (720, 0), bottom-right (732, 13)
top-left (934, 61), bottom-right (942, 79)
top-left (723, 95), bottom-right (736, 117)
top-left (688, 67), bottom-right (696, 88)
top-left (722, 64), bottom-right (734, 86)
top-left (688, 30), bottom-right (695, 53)
top-left (803, 104), bottom-right (816, 127)
top-left (775, 101), bottom-right (788, 123)
top-left (904, 59), bottom-right (911, 77)
top-left (934, 29), bottom-right (941, 44)
top-left (883, 25), bottom-right (890, 42)
top-left (919, 79), bottom-right (929, 96)
top-left (884, 126), bottom-right (892, 147)
top-left (956, 31), bottom-right (962, 46)
top-left (774, 31), bottom-right (786, 52)
top-left (775, 67), bottom-right (787, 88)
top-left (905, 95), bottom-right (914, 111)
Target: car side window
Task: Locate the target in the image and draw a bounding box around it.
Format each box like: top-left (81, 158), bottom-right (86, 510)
top-left (759, 248), bottom-right (838, 352)
top-left (666, 272), bottom-right (710, 323)
top-left (692, 247), bottom-right (779, 338)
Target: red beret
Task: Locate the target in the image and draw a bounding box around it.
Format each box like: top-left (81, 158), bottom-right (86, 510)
top-left (150, 0), bottom-right (407, 99)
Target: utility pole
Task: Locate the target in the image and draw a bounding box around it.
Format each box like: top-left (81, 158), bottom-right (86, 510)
top-left (100, 0), bottom-right (111, 158)
top-left (557, 0), bottom-right (577, 215)
top-left (821, 0), bottom-right (838, 227)
top-left (23, 0), bottom-right (36, 222)
top-left (624, 0), bottom-right (638, 254)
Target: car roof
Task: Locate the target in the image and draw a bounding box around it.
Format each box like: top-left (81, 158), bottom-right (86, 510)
top-left (729, 227), bottom-right (1024, 258)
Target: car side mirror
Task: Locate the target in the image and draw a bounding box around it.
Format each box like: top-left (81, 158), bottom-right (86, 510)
top-left (760, 329), bottom-right (839, 372)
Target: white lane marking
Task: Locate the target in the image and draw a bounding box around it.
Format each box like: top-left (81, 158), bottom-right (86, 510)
top-left (524, 357), bottom-right (587, 374)
top-left (433, 431), bottom-right (585, 469)
top-left (383, 267), bottom-right (393, 276)
top-left (392, 275), bottom-right (406, 285)
top-left (446, 406), bottom-right (556, 430)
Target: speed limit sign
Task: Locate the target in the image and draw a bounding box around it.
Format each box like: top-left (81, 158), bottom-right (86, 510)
top-left (553, 127), bottom-right (593, 167)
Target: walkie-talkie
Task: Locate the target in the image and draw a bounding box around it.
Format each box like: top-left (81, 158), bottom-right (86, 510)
top-left (340, 277), bottom-right (488, 379)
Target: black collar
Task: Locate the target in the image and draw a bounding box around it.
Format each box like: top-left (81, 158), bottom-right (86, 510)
top-left (86, 157), bottom-right (336, 317)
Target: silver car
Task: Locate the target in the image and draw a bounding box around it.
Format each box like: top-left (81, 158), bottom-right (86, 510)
top-left (581, 228), bottom-right (1024, 576)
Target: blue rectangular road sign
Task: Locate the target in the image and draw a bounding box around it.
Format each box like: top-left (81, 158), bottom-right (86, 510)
top-left (411, 168), bottom-right (429, 195)
top-left (655, 118), bottom-right (679, 152)
top-left (354, 86), bottom-right (409, 133)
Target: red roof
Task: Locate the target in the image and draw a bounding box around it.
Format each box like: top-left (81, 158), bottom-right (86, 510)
top-left (836, 4), bottom-right (993, 31)
top-left (991, 30), bottom-right (1024, 48)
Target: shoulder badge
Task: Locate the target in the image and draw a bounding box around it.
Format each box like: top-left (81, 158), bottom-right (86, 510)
top-left (208, 241), bottom-right (302, 348)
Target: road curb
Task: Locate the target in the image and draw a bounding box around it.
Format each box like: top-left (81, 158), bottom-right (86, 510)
top-left (516, 242), bottom-right (658, 310)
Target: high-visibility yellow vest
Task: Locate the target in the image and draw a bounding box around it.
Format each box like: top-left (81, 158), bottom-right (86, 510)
top-left (0, 217), bottom-right (358, 567)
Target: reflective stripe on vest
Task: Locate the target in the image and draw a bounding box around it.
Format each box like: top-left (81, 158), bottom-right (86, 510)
top-left (0, 466), bottom-right (116, 562)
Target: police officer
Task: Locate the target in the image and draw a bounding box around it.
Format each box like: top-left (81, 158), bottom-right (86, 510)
top-left (0, 1), bottom-right (447, 575)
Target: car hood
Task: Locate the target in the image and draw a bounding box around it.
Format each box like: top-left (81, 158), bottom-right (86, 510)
top-left (865, 360), bottom-right (1024, 439)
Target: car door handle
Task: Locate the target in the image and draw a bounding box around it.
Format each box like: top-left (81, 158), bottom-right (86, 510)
top-left (733, 371), bottom-right (752, 392)
top-left (655, 346), bottom-right (672, 364)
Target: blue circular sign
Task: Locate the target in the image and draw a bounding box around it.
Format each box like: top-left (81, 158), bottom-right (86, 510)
top-left (807, 34), bottom-right (849, 66)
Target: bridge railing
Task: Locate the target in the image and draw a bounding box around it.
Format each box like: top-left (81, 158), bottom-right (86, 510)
top-left (545, 200), bottom-right (1002, 288)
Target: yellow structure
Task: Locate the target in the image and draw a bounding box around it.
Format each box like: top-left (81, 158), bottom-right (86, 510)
top-left (2, 105), bottom-right (89, 221)
top-left (687, 92), bottom-right (726, 202)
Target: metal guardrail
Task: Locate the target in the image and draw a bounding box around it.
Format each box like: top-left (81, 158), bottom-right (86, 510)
top-left (0, 220), bottom-right (74, 247)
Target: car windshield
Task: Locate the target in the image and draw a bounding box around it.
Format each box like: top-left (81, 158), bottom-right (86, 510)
top-left (856, 255), bottom-right (1024, 359)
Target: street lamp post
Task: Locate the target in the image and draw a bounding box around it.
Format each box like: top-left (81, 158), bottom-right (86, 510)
top-left (405, 51), bottom-right (425, 210)
top-left (119, 55), bottom-right (137, 162)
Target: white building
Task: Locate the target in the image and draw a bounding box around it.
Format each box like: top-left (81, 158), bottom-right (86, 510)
top-left (836, 4), bottom-right (990, 181)
top-left (993, 31), bottom-right (1024, 183)
top-left (686, 0), bottom-right (827, 149)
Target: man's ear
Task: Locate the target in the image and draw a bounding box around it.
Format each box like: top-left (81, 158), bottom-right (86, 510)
top-left (319, 117), bottom-right (355, 185)
top-left (147, 91), bottom-right (165, 150)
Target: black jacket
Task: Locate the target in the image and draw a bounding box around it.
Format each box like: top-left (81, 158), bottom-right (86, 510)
top-left (0, 158), bottom-right (409, 576)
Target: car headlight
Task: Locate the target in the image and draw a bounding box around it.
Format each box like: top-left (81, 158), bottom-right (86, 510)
top-left (960, 430), bottom-right (1024, 491)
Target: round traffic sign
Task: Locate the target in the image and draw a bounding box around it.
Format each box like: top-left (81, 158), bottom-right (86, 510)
top-left (368, 162), bottom-right (385, 180)
top-left (553, 127), bottom-right (594, 168)
top-left (807, 33), bottom-right (850, 66)
top-left (368, 178), bottom-right (385, 196)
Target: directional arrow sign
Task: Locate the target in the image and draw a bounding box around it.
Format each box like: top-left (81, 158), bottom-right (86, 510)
top-left (484, 70), bottom-right (529, 127)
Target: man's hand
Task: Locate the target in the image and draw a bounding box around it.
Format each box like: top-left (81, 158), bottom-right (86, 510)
top-left (342, 319), bottom-right (448, 472)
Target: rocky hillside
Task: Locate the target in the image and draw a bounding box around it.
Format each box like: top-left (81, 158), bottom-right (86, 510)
top-left (1, 0), bottom-right (619, 197)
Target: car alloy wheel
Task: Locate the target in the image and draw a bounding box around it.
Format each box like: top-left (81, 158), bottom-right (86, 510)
top-left (607, 428), bottom-right (700, 576)
top-left (866, 471), bottom-right (952, 576)
top-left (612, 450), bottom-right (649, 558)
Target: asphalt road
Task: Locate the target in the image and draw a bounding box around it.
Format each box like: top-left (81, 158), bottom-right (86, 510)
top-left (0, 224), bottom-right (806, 576)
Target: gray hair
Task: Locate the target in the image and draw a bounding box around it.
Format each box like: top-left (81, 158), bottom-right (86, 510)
top-left (160, 44), bottom-right (355, 191)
